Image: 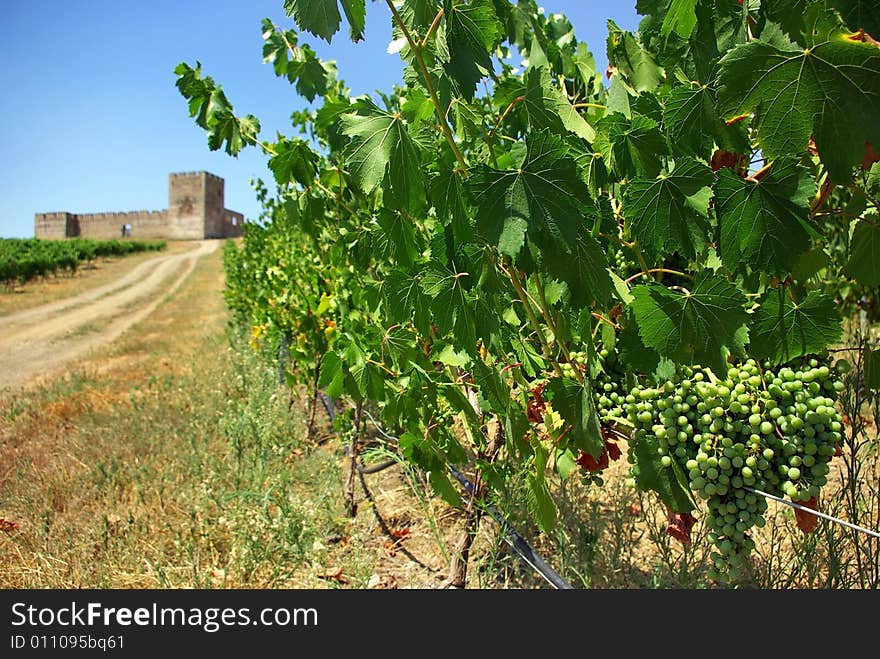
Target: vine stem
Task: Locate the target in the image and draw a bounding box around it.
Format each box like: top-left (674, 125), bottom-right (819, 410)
top-left (531, 273), bottom-right (585, 385)
top-left (421, 8), bottom-right (445, 48)
top-left (489, 95), bottom-right (525, 140)
top-left (625, 268), bottom-right (691, 284)
top-left (384, 0), bottom-right (468, 174)
top-left (503, 264), bottom-right (568, 381)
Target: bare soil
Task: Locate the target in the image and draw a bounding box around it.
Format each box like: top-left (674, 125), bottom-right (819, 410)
top-left (0, 241), bottom-right (218, 392)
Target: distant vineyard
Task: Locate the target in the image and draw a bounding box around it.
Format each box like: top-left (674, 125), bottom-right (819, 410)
top-left (0, 238), bottom-right (166, 288)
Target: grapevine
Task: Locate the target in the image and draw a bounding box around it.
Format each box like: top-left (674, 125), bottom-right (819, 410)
top-left (177, 0), bottom-right (880, 586)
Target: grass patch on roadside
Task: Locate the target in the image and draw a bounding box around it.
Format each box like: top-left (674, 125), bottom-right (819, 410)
top-left (0, 248), bottom-right (354, 588)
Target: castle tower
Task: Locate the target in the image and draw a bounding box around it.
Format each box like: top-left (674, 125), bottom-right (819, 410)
top-left (167, 172), bottom-right (215, 239)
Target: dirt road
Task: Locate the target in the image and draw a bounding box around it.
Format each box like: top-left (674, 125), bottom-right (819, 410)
top-left (0, 240), bottom-right (219, 391)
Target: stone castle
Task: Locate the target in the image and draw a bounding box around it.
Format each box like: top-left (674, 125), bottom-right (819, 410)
top-left (35, 172), bottom-right (244, 240)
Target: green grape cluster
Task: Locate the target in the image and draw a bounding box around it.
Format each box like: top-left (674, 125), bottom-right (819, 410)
top-left (608, 247), bottom-right (638, 279)
top-left (623, 358), bottom-right (844, 582)
top-left (560, 348), bottom-right (627, 424)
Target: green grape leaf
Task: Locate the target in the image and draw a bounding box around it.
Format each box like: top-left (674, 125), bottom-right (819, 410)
top-left (175, 62), bottom-right (260, 155)
top-left (469, 132), bottom-right (591, 258)
top-left (526, 441), bottom-right (557, 534)
top-left (715, 160), bottom-right (815, 276)
top-left (606, 20), bottom-right (664, 92)
top-left (761, 0), bottom-right (809, 44)
top-left (374, 210), bottom-right (420, 268)
top-left (319, 351), bottom-right (345, 400)
top-left (431, 169), bottom-right (472, 243)
top-left (594, 112), bottom-right (668, 180)
top-left (399, 433), bottom-right (462, 506)
top-left (206, 96), bottom-right (261, 156)
top-left (174, 61), bottom-right (215, 130)
top-left (421, 261), bottom-right (477, 354)
top-left (631, 273), bottom-right (748, 373)
top-left (286, 44), bottom-right (331, 101)
top-left (619, 313), bottom-right (661, 374)
top-left (547, 378), bottom-right (604, 458)
top-left (545, 226), bottom-right (614, 310)
top-left (623, 158), bottom-right (713, 261)
top-left (471, 359), bottom-right (508, 414)
top-left (661, 0), bottom-right (699, 39)
top-left (284, 0), bottom-right (365, 42)
top-left (403, 0), bottom-right (443, 30)
top-left (631, 434), bottom-right (697, 513)
top-left (443, 0), bottom-right (501, 100)
top-left (663, 83), bottom-right (749, 158)
top-left (749, 288), bottom-right (843, 364)
top-left (267, 137), bottom-right (319, 187)
top-left (524, 67), bottom-right (596, 142)
top-left (844, 217), bottom-right (880, 286)
top-left (717, 24), bottom-right (880, 181)
top-left (340, 100), bottom-right (425, 211)
top-left (385, 269), bottom-right (432, 334)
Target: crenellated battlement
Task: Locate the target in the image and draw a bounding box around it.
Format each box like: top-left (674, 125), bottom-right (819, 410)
top-left (34, 172), bottom-right (243, 240)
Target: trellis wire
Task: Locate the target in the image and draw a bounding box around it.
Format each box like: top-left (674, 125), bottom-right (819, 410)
top-left (744, 486), bottom-right (880, 540)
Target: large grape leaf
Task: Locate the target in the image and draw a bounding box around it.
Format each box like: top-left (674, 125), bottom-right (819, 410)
top-left (544, 225), bottom-right (614, 310)
top-left (385, 269), bottom-right (432, 334)
top-left (340, 99), bottom-right (425, 211)
top-left (630, 273), bottom-right (748, 373)
top-left (267, 137), bottom-right (319, 187)
top-left (594, 113), bottom-right (668, 180)
top-left (623, 158), bottom-right (713, 261)
top-left (420, 261), bottom-right (477, 355)
top-left (714, 159), bottom-right (815, 276)
top-left (845, 216), bottom-right (880, 286)
top-left (717, 23), bottom-right (880, 181)
top-left (284, 0), bottom-right (366, 42)
top-left (547, 378), bottom-right (604, 458)
top-left (606, 20), bottom-right (664, 92)
top-left (524, 67), bottom-right (596, 142)
top-left (469, 133), bottom-right (591, 259)
top-left (749, 288), bottom-right (843, 363)
top-left (431, 169), bottom-right (472, 243)
top-left (443, 0), bottom-right (501, 100)
top-left (373, 210), bottom-right (420, 268)
top-left (761, 0), bottom-right (810, 44)
top-left (661, 0), bottom-right (699, 39)
top-left (663, 83), bottom-right (749, 158)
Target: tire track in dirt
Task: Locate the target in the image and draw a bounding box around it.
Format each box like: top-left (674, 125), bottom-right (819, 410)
top-left (0, 240), bottom-right (219, 391)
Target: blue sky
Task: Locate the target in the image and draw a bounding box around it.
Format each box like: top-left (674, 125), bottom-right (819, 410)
top-left (0, 1), bottom-right (641, 239)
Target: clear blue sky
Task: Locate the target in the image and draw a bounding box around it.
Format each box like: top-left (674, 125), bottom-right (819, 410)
top-left (0, 1), bottom-right (641, 239)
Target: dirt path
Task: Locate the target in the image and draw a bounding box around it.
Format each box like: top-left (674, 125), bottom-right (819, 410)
top-left (0, 240), bottom-right (219, 391)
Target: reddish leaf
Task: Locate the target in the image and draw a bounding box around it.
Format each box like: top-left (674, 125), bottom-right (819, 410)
top-left (576, 449), bottom-right (609, 472)
top-left (794, 497), bottom-right (821, 533)
top-left (665, 508), bottom-right (697, 546)
top-left (391, 527), bottom-right (411, 540)
top-left (0, 518), bottom-right (19, 533)
top-left (710, 149), bottom-right (749, 177)
top-left (863, 142), bottom-right (880, 169)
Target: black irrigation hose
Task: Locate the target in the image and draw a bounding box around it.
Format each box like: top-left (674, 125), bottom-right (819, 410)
top-left (316, 390), bottom-right (573, 589)
top-left (446, 465), bottom-right (573, 590)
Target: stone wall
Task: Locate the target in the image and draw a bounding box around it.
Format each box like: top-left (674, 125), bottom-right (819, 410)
top-left (34, 172), bottom-right (244, 240)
